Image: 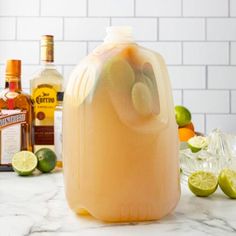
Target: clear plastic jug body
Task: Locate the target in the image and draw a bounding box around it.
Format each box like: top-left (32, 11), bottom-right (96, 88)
top-left (63, 27), bottom-right (180, 222)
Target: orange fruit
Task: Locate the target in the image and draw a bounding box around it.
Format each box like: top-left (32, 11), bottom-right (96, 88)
top-left (178, 128), bottom-right (195, 142)
top-left (182, 122), bottom-right (195, 132)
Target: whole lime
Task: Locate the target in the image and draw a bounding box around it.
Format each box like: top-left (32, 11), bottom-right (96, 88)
top-left (175, 105), bottom-right (192, 127)
top-left (35, 148), bottom-right (57, 173)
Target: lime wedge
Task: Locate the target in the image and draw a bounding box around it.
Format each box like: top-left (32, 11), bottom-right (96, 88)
top-left (188, 136), bottom-right (208, 153)
top-left (218, 168), bottom-right (236, 199)
top-left (188, 171), bottom-right (218, 197)
top-left (12, 151), bottom-right (38, 176)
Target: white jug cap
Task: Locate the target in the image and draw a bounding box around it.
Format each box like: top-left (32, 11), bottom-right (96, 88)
top-left (104, 26), bottom-right (135, 43)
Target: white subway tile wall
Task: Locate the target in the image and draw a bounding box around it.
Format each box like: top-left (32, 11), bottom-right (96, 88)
top-left (232, 91), bottom-right (236, 113)
top-left (183, 0), bottom-right (228, 17)
top-left (0, 0), bottom-right (235, 134)
top-left (17, 17), bottom-right (63, 40)
top-left (0, 17), bottom-right (15, 39)
top-left (140, 42), bottom-right (182, 64)
top-left (159, 18), bottom-right (205, 41)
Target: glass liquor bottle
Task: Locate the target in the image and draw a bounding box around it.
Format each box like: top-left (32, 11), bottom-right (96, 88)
top-left (0, 59), bottom-right (34, 170)
top-left (30, 35), bottom-right (63, 152)
top-left (54, 92), bottom-right (64, 168)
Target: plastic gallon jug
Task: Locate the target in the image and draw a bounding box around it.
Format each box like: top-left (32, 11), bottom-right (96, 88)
top-left (63, 26), bottom-right (180, 222)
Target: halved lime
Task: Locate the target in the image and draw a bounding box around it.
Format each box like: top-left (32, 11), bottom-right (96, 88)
top-left (218, 168), bottom-right (236, 199)
top-left (12, 151), bottom-right (38, 176)
top-left (188, 136), bottom-right (208, 153)
top-left (188, 171), bottom-right (218, 197)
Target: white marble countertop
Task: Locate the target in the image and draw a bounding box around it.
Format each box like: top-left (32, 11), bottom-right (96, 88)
top-left (0, 171), bottom-right (236, 236)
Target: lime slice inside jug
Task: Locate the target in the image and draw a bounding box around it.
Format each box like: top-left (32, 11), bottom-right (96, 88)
top-left (218, 168), bottom-right (236, 199)
top-left (131, 82), bottom-right (153, 117)
top-left (188, 171), bottom-right (218, 197)
top-left (104, 57), bottom-right (135, 91)
top-left (187, 136), bottom-right (208, 153)
top-left (12, 151), bottom-right (38, 176)
top-left (138, 72), bottom-right (160, 115)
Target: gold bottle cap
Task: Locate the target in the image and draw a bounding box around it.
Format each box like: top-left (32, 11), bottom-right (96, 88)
top-left (41, 35), bottom-right (53, 46)
top-left (5, 59), bottom-right (21, 79)
top-left (41, 35), bottom-right (54, 63)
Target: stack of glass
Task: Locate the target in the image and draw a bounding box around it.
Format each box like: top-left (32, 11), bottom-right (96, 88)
top-left (180, 129), bottom-right (236, 183)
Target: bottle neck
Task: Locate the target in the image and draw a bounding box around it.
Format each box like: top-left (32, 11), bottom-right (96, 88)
top-left (41, 43), bottom-right (54, 63)
top-left (7, 77), bottom-right (22, 91)
top-left (41, 61), bottom-right (55, 68)
top-left (4, 81), bottom-right (9, 89)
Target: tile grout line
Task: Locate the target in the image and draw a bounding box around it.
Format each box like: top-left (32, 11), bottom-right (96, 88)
top-left (228, 0), bottom-right (231, 17)
top-left (2, 62), bottom-right (236, 68)
top-left (157, 17), bottom-right (159, 41)
top-left (133, 0), bottom-right (136, 17)
top-left (171, 88), bottom-right (232, 91)
top-left (15, 17), bottom-right (17, 40)
top-left (86, 0), bottom-right (89, 17)
top-left (86, 41), bottom-right (89, 55)
top-left (1, 39), bottom-right (235, 43)
top-left (181, 0), bottom-right (183, 16)
top-left (229, 38), bottom-right (231, 114)
top-left (205, 65), bottom-right (208, 89)
top-left (39, 0), bottom-right (41, 16)
top-left (62, 17), bottom-right (65, 41)
top-left (2, 16), bottom-right (236, 19)
top-left (1, 58), bottom-right (236, 68)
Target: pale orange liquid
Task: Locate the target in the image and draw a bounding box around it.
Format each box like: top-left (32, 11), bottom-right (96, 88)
top-left (63, 44), bottom-right (180, 222)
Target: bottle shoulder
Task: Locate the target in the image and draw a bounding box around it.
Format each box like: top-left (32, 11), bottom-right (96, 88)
top-left (2, 89), bottom-right (31, 101)
top-left (0, 89), bottom-right (33, 110)
top-left (32, 67), bottom-right (63, 79)
top-left (31, 66), bottom-right (63, 92)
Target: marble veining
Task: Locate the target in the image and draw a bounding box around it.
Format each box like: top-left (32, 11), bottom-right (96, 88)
top-left (0, 171), bottom-right (235, 236)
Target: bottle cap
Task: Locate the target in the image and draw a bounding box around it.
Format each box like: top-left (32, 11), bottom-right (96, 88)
top-left (41, 35), bottom-right (53, 46)
top-left (41, 35), bottom-right (54, 62)
top-left (5, 59), bottom-right (21, 78)
top-left (57, 92), bottom-right (64, 102)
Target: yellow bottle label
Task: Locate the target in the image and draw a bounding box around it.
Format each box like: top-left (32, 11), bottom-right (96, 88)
top-left (33, 84), bottom-right (57, 121)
